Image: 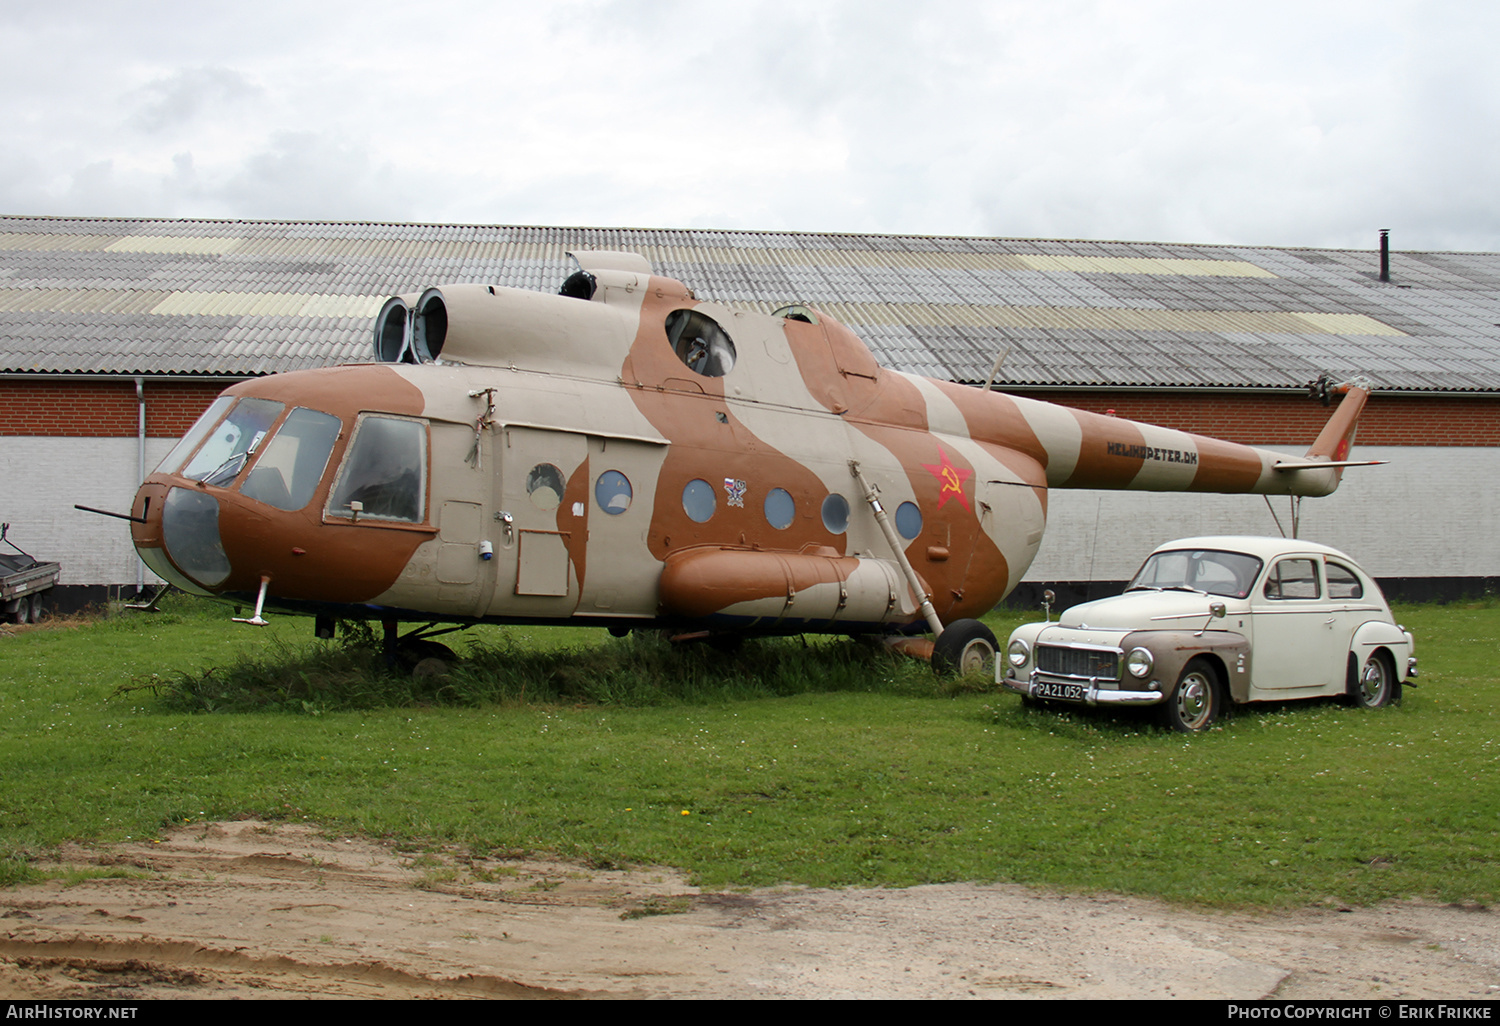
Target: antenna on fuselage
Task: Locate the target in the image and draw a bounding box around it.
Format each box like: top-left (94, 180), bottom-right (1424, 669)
top-left (980, 345), bottom-right (1012, 393)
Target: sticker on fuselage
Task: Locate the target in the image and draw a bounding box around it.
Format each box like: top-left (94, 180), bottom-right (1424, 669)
top-left (723, 478), bottom-right (747, 508)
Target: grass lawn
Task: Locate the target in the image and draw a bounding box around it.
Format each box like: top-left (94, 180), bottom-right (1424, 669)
top-left (0, 596), bottom-right (1495, 907)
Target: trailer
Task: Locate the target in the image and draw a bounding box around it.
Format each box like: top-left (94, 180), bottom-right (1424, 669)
top-left (1, 524), bottom-right (59, 625)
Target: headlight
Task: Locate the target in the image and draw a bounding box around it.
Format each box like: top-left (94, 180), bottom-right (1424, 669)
top-left (1007, 639), bottom-right (1031, 668)
top-left (1126, 647), bottom-right (1154, 678)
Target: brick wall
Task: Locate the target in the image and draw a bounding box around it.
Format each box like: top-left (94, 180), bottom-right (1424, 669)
top-left (0, 379), bottom-right (234, 438)
top-left (2, 377), bottom-right (1498, 445)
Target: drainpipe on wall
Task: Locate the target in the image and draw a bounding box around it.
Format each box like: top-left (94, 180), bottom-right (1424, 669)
top-left (135, 376), bottom-right (145, 595)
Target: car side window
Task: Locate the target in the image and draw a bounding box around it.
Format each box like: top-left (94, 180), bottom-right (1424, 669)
top-left (1263, 558), bottom-right (1321, 600)
top-left (1326, 561), bottom-right (1364, 599)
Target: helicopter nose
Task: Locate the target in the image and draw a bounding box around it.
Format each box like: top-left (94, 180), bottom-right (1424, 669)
top-left (130, 482), bottom-right (166, 549)
top-left (132, 484), bottom-right (233, 591)
top-left (160, 488), bottom-right (232, 587)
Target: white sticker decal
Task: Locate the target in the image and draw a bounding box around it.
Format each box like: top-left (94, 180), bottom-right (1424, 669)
top-left (724, 478), bottom-right (747, 508)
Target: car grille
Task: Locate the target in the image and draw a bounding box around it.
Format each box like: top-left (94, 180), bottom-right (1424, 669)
top-left (1037, 645), bottom-right (1120, 681)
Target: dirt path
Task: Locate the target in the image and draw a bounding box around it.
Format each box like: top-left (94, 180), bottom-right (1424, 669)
top-left (1, 820), bottom-right (1496, 1000)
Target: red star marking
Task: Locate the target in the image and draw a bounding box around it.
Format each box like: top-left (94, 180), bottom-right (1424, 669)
top-left (921, 445), bottom-right (972, 513)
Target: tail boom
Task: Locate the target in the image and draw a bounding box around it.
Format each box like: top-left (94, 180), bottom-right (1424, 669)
top-left (1013, 384), bottom-right (1373, 499)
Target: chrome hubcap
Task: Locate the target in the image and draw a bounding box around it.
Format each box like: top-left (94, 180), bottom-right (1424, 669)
top-left (1176, 672), bottom-right (1213, 729)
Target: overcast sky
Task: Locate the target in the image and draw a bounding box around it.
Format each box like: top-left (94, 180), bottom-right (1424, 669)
top-left (3, 0), bottom-right (1496, 252)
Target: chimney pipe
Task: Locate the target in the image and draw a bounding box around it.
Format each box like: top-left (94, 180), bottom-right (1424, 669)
top-left (1379, 228), bottom-right (1390, 282)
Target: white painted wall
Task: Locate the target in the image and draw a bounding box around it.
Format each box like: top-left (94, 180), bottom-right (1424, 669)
top-left (1, 437), bottom-right (175, 586)
top-left (2, 438), bottom-right (1493, 588)
top-left (1025, 446), bottom-right (1497, 583)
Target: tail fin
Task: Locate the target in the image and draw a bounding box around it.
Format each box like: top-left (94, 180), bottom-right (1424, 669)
top-left (1272, 378), bottom-right (1385, 491)
top-left (1305, 377), bottom-right (1370, 463)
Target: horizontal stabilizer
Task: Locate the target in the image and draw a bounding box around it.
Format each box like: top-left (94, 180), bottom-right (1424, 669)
top-left (1273, 459), bottom-right (1388, 471)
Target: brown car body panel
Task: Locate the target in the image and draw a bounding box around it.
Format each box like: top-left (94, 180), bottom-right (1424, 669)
top-left (1121, 629), bottom-right (1255, 704)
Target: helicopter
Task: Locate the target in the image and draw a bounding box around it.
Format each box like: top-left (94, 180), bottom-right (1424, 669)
top-left (126, 250), bottom-right (1373, 673)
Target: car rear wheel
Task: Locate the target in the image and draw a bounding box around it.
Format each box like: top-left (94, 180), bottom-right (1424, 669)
top-left (1159, 658), bottom-right (1223, 733)
top-left (1351, 651), bottom-right (1398, 708)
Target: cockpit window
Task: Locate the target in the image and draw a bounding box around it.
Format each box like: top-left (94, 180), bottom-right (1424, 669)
top-left (156, 396), bottom-right (234, 476)
top-left (180, 398), bottom-right (285, 487)
top-left (326, 415), bottom-right (427, 523)
top-left (241, 408), bottom-right (343, 511)
top-left (665, 309), bottom-right (736, 377)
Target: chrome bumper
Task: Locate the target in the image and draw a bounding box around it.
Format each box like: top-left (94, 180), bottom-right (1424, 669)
top-left (1001, 672), bottom-right (1164, 707)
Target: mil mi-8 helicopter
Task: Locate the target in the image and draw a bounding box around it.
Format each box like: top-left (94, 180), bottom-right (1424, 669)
top-left (126, 250), bottom-right (1372, 673)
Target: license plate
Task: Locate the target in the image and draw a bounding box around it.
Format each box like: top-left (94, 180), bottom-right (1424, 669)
top-left (1033, 681), bottom-right (1086, 702)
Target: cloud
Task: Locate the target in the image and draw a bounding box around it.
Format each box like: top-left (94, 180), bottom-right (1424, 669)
top-left (130, 67), bottom-right (263, 134)
top-left (0, 0), bottom-right (1494, 253)
top-left (207, 132), bottom-right (419, 221)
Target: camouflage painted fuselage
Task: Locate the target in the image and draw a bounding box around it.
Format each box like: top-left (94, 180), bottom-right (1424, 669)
top-left (130, 252), bottom-right (1361, 634)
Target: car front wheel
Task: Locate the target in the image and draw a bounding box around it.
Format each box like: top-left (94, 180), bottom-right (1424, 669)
top-left (1159, 658), bottom-right (1223, 733)
top-left (1351, 651), bottom-right (1399, 708)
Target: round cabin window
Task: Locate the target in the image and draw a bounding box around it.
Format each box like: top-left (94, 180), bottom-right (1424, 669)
top-left (764, 487), bottom-right (795, 530)
top-left (895, 501), bottom-right (923, 540)
top-left (682, 479), bottom-right (716, 523)
top-left (527, 463), bottom-right (566, 511)
top-left (595, 470), bottom-right (633, 515)
top-left (821, 493), bottom-right (850, 534)
top-left (665, 309), bottom-right (736, 377)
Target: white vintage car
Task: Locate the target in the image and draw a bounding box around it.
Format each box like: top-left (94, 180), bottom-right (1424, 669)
top-left (999, 536), bottom-right (1417, 732)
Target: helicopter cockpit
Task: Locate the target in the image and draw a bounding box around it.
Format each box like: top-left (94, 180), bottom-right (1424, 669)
top-left (138, 390), bottom-right (431, 596)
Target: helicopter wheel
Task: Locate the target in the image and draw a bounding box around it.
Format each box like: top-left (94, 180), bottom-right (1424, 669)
top-left (397, 638), bottom-right (458, 676)
top-left (930, 619), bottom-right (999, 677)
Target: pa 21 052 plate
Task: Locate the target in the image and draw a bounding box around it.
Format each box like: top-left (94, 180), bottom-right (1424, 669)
top-left (1033, 681), bottom-right (1086, 702)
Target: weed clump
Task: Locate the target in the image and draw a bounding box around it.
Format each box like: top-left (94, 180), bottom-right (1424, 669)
top-left (122, 627), bottom-right (938, 714)
top-left (0, 850), bottom-right (40, 888)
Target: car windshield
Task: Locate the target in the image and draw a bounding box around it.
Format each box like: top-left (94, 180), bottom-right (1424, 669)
top-left (1126, 549), bottom-right (1263, 599)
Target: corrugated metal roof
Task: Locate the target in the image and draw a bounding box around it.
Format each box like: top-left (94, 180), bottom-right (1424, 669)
top-left (1, 215), bottom-right (1498, 390)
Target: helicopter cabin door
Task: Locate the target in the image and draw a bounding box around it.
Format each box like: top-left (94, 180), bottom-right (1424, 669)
top-left (577, 434), bottom-right (668, 620)
top-left (487, 426), bottom-right (588, 617)
top-left (423, 418), bottom-right (496, 618)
